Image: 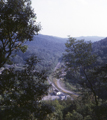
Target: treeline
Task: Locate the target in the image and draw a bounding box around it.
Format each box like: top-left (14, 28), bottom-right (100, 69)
top-left (93, 37), bottom-right (107, 66)
top-left (1, 0), bottom-right (107, 119)
top-left (0, 0), bottom-right (53, 119)
top-left (10, 34), bottom-right (66, 71)
top-left (43, 95), bottom-right (105, 120)
top-left (39, 37), bottom-right (107, 120)
top-left (65, 37), bottom-right (107, 84)
top-left (51, 37), bottom-right (107, 120)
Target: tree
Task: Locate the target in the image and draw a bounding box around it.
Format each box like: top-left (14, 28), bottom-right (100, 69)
top-left (0, 56), bottom-right (52, 119)
top-left (63, 37), bottom-right (98, 106)
top-left (65, 111), bottom-right (83, 120)
top-left (63, 37), bottom-right (107, 119)
top-left (0, 0), bottom-right (53, 119)
top-left (0, 0), bottom-right (41, 67)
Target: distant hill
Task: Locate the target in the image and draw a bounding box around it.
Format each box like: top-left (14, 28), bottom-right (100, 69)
top-left (33, 34), bottom-right (67, 43)
top-left (12, 34), bottom-right (67, 71)
top-left (76, 36), bottom-right (105, 42)
top-left (93, 37), bottom-right (107, 65)
top-left (11, 34), bottom-right (106, 71)
top-left (93, 37), bottom-right (107, 46)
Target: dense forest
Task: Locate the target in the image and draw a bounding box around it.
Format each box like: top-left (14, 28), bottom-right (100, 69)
top-left (10, 34), bottom-right (105, 71)
top-left (4, 34), bottom-right (107, 120)
top-left (10, 34), bottom-right (67, 71)
top-left (0, 0), bottom-right (107, 120)
top-left (51, 37), bottom-right (107, 120)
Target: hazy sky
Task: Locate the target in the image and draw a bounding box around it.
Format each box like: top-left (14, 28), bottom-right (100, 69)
top-left (31, 0), bottom-right (107, 38)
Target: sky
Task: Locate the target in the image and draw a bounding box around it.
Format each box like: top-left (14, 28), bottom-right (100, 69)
top-left (31, 0), bottom-right (107, 38)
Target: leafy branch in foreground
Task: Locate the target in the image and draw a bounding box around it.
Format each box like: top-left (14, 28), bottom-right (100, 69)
top-left (0, 56), bottom-right (53, 120)
top-left (63, 38), bottom-right (98, 105)
top-left (0, 0), bottom-right (41, 67)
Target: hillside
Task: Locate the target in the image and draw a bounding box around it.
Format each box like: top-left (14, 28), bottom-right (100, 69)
top-left (52, 36), bottom-right (107, 93)
top-left (11, 34), bottom-right (105, 71)
top-left (93, 37), bottom-right (107, 65)
top-left (12, 34), bottom-right (67, 71)
top-left (76, 36), bottom-right (105, 42)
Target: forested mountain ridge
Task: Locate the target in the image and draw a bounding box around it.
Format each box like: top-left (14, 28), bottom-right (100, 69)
top-left (93, 37), bottom-right (107, 48)
top-left (76, 36), bottom-right (105, 42)
top-left (11, 34), bottom-right (106, 71)
top-left (1, 0), bottom-right (107, 119)
top-left (25, 34), bottom-right (67, 70)
top-left (12, 34), bottom-right (67, 71)
top-left (93, 37), bottom-right (107, 65)
top-left (48, 37), bottom-right (107, 120)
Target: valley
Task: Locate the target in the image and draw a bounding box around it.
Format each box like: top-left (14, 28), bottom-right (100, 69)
top-left (1, 33), bottom-right (107, 120)
top-left (1, 0), bottom-right (107, 119)
top-left (42, 61), bottom-right (79, 101)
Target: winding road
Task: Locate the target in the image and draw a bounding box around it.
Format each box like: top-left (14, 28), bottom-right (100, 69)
top-left (42, 61), bottom-right (78, 100)
top-left (57, 79), bottom-right (78, 96)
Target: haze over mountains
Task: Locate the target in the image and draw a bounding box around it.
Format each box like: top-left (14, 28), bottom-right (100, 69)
top-left (31, 34), bottom-right (105, 43)
top-left (76, 36), bottom-right (105, 42)
top-left (12, 34), bottom-right (106, 70)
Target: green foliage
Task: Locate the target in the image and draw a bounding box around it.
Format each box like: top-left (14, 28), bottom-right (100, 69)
top-left (0, 0), bottom-right (40, 67)
top-left (0, 0), bottom-right (54, 119)
top-left (63, 37), bottom-right (99, 104)
top-left (64, 37), bottom-right (96, 68)
top-left (0, 56), bottom-right (52, 119)
top-left (65, 110), bottom-right (83, 120)
top-left (11, 34), bottom-right (66, 71)
top-left (62, 37), bottom-right (107, 120)
top-left (65, 112), bottom-right (72, 120)
top-left (93, 37), bottom-right (107, 66)
top-left (39, 37), bottom-right (107, 120)
top-left (43, 95), bottom-right (99, 120)
top-left (43, 100), bottom-right (64, 120)
top-left (19, 45), bottom-right (28, 53)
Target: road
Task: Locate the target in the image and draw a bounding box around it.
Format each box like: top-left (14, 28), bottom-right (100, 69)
top-left (42, 61), bottom-right (78, 100)
top-left (57, 79), bottom-right (78, 96)
top-left (54, 62), bottom-right (61, 71)
top-left (47, 78), bottom-right (59, 91)
top-left (53, 61), bottom-right (78, 96)
top-left (48, 78), bottom-right (78, 96)
top-left (42, 78), bottom-right (72, 100)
